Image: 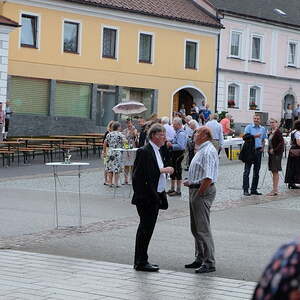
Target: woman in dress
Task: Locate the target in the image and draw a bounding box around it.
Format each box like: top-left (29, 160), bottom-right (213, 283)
top-left (102, 120), bottom-right (115, 185)
top-left (102, 122), bottom-right (124, 187)
top-left (122, 119), bottom-right (138, 184)
top-left (266, 118), bottom-right (284, 196)
top-left (285, 120), bottom-right (300, 189)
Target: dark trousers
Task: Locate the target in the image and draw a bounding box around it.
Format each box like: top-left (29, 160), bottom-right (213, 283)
top-left (243, 150), bottom-right (263, 192)
top-left (170, 150), bottom-right (185, 180)
top-left (134, 204), bottom-right (159, 266)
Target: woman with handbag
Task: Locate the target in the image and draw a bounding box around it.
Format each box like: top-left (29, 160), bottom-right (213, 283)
top-left (285, 120), bottom-right (300, 189)
top-left (266, 118), bottom-right (284, 196)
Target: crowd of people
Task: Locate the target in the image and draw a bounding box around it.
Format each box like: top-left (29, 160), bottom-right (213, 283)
top-left (101, 107), bottom-right (300, 280)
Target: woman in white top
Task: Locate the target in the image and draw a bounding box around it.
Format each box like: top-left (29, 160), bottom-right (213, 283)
top-left (284, 104), bottom-right (293, 132)
top-left (284, 120), bottom-right (300, 189)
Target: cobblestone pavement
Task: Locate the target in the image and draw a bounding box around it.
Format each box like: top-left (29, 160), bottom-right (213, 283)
top-left (0, 156), bottom-right (298, 250)
top-left (0, 250), bottom-right (256, 300)
top-left (0, 156), bottom-right (292, 203)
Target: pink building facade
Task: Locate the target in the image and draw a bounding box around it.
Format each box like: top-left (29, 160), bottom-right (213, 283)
top-left (215, 9), bottom-right (300, 129)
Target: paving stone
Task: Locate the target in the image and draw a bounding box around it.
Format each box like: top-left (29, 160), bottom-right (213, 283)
top-left (0, 250), bottom-right (255, 299)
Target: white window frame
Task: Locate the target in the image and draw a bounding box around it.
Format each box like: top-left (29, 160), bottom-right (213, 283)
top-left (137, 31), bottom-right (155, 64)
top-left (287, 40), bottom-right (298, 67)
top-left (250, 34), bottom-right (264, 61)
top-left (226, 82), bottom-right (242, 109)
top-left (184, 39), bottom-right (200, 70)
top-left (62, 18), bottom-right (82, 55)
top-left (101, 25), bottom-right (119, 61)
top-left (19, 11), bottom-right (41, 50)
top-left (229, 30), bottom-right (243, 58)
top-left (248, 85), bottom-right (263, 111)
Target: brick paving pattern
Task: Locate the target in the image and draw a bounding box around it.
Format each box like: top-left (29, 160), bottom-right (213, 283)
top-left (0, 250), bottom-right (256, 299)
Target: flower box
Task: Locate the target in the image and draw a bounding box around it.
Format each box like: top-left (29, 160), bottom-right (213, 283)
top-left (228, 100), bottom-right (236, 108)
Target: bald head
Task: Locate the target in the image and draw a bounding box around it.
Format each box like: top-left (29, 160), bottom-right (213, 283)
top-left (194, 126), bottom-right (213, 145)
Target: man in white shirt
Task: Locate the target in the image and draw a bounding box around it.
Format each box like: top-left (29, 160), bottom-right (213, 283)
top-left (206, 113), bottom-right (224, 153)
top-left (184, 126), bottom-right (219, 274)
top-left (132, 123), bottom-right (174, 272)
top-left (161, 116), bottom-right (175, 142)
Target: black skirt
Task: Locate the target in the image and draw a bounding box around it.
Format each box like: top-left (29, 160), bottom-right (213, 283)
top-left (268, 153), bottom-right (282, 172)
top-left (285, 153), bottom-right (300, 184)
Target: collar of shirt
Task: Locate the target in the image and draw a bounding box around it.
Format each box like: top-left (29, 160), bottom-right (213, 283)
top-left (149, 140), bottom-right (166, 192)
top-left (149, 140), bottom-right (160, 152)
top-left (198, 140), bottom-right (211, 150)
top-left (252, 124), bottom-right (261, 128)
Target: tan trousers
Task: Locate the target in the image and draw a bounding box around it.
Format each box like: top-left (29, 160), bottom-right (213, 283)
top-left (189, 184), bottom-right (216, 267)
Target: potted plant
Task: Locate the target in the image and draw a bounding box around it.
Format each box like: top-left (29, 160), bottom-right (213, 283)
top-left (249, 101), bottom-right (257, 110)
top-left (228, 99), bottom-right (235, 108)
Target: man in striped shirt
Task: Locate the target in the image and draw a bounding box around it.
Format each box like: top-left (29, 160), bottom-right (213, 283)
top-left (184, 126), bottom-right (219, 274)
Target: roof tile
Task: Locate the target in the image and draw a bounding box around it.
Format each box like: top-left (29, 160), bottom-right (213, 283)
top-left (63, 0), bottom-right (222, 28)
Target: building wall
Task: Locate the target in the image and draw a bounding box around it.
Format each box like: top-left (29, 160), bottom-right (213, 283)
top-left (4, 0), bottom-right (219, 126)
top-left (218, 17), bottom-right (300, 124)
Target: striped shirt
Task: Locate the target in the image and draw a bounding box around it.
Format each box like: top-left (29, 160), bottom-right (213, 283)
top-left (188, 141), bottom-right (219, 184)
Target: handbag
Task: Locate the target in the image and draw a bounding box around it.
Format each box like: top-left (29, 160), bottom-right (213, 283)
top-left (158, 191), bottom-right (168, 210)
top-left (289, 148), bottom-right (300, 158)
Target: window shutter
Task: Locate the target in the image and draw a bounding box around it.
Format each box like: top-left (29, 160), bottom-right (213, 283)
top-left (9, 76), bottom-right (49, 115)
top-left (55, 82), bottom-right (91, 118)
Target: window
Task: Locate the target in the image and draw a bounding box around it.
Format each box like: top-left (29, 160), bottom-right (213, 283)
top-left (139, 33), bottom-right (153, 63)
top-left (64, 21), bottom-right (79, 53)
top-left (185, 41), bottom-right (198, 69)
top-left (9, 76), bottom-right (49, 115)
top-left (227, 84), bottom-right (239, 109)
top-left (21, 14), bottom-right (38, 48)
top-left (55, 82), bottom-right (91, 118)
top-left (230, 31), bottom-right (242, 57)
top-left (288, 42), bottom-right (297, 66)
top-left (102, 27), bottom-right (117, 58)
top-left (251, 35), bottom-right (262, 61)
top-left (249, 86), bottom-right (261, 110)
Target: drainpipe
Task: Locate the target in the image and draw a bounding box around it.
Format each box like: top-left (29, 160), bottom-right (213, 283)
top-left (214, 33), bottom-right (220, 113)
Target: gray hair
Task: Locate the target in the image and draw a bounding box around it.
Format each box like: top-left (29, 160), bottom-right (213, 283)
top-left (185, 115), bottom-right (192, 122)
top-left (161, 116), bottom-right (170, 124)
top-left (148, 123), bottom-right (166, 139)
top-left (212, 113), bottom-right (219, 120)
top-left (173, 117), bottom-right (182, 126)
top-left (189, 120), bottom-right (198, 128)
top-left (225, 113), bottom-right (232, 119)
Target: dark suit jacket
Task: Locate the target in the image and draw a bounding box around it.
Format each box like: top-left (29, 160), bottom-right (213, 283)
top-left (132, 143), bottom-right (165, 206)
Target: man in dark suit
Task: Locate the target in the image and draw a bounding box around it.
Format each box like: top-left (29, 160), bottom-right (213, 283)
top-left (132, 123), bottom-right (174, 272)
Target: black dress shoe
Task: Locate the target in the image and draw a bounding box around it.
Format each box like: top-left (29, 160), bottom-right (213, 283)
top-left (195, 265), bottom-right (216, 274)
top-left (243, 191), bottom-right (251, 196)
top-left (251, 191), bottom-right (262, 195)
top-left (288, 184), bottom-right (300, 189)
top-left (134, 263), bottom-right (159, 272)
top-left (185, 261), bottom-right (202, 268)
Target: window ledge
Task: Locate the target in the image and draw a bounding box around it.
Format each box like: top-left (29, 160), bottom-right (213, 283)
top-left (227, 107), bottom-right (240, 109)
top-left (285, 65), bottom-right (300, 69)
top-left (64, 50), bottom-right (79, 55)
top-left (21, 44), bottom-right (38, 49)
top-left (185, 67), bottom-right (197, 70)
top-left (102, 55), bottom-right (117, 60)
top-left (227, 56), bottom-right (246, 61)
top-left (139, 60), bottom-right (152, 64)
top-left (248, 59), bottom-right (266, 64)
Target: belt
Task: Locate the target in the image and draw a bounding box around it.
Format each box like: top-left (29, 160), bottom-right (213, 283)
top-left (189, 183), bottom-right (214, 189)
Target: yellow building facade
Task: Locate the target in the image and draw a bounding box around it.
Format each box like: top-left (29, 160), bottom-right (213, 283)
top-left (3, 0), bottom-right (221, 135)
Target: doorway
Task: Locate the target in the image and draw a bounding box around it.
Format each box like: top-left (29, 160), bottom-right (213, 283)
top-left (173, 87), bottom-right (206, 115)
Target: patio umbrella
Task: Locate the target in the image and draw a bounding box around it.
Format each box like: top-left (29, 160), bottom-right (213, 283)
top-left (112, 101), bottom-right (147, 115)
